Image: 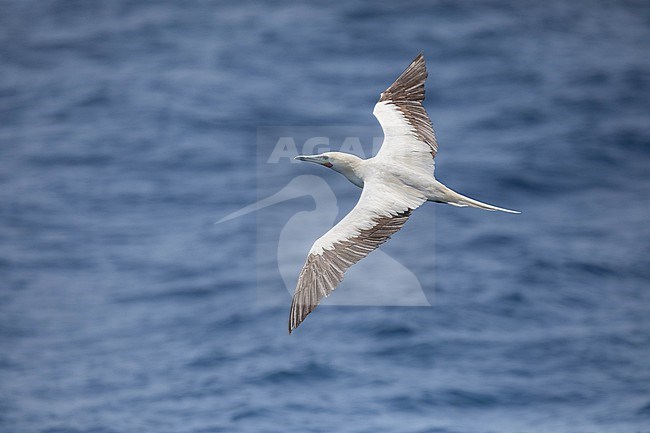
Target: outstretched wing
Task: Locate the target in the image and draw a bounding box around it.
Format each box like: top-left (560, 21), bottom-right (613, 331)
top-left (373, 53), bottom-right (438, 175)
top-left (289, 181), bottom-right (426, 333)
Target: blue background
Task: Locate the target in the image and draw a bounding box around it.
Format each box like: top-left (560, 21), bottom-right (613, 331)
top-left (1, 0), bottom-right (649, 432)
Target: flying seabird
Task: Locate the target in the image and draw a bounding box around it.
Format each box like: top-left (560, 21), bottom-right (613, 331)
top-left (289, 53), bottom-right (519, 333)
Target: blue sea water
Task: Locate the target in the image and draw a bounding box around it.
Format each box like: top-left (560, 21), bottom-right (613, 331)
top-left (1, 0), bottom-right (649, 432)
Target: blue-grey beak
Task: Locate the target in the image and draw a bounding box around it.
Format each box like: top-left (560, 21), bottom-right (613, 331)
top-left (295, 155), bottom-right (332, 168)
top-left (295, 155), bottom-right (318, 163)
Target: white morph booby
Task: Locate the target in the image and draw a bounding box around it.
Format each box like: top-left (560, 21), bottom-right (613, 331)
top-left (290, 53), bottom-right (518, 333)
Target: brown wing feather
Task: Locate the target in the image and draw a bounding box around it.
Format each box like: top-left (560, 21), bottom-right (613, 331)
top-left (379, 53), bottom-right (438, 158)
top-left (288, 210), bottom-right (412, 333)
top-left (379, 53), bottom-right (426, 103)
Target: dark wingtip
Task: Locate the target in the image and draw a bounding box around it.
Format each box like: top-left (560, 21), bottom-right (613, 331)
top-left (288, 298), bottom-right (316, 334)
top-left (379, 53), bottom-right (428, 103)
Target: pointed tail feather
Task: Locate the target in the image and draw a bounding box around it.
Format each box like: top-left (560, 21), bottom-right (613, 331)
top-left (449, 196), bottom-right (520, 213)
top-left (437, 187), bottom-right (520, 214)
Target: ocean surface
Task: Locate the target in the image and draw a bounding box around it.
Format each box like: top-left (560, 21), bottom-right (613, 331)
top-left (1, 1), bottom-right (649, 432)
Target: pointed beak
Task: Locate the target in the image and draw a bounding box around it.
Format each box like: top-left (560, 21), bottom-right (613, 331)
top-left (295, 155), bottom-right (320, 164)
top-left (295, 155), bottom-right (333, 168)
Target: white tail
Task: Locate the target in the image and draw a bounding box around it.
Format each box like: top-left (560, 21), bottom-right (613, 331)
top-left (436, 186), bottom-right (520, 214)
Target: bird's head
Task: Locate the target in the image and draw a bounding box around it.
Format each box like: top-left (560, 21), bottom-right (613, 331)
top-left (295, 152), bottom-right (365, 188)
top-left (294, 152), bottom-right (360, 171)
